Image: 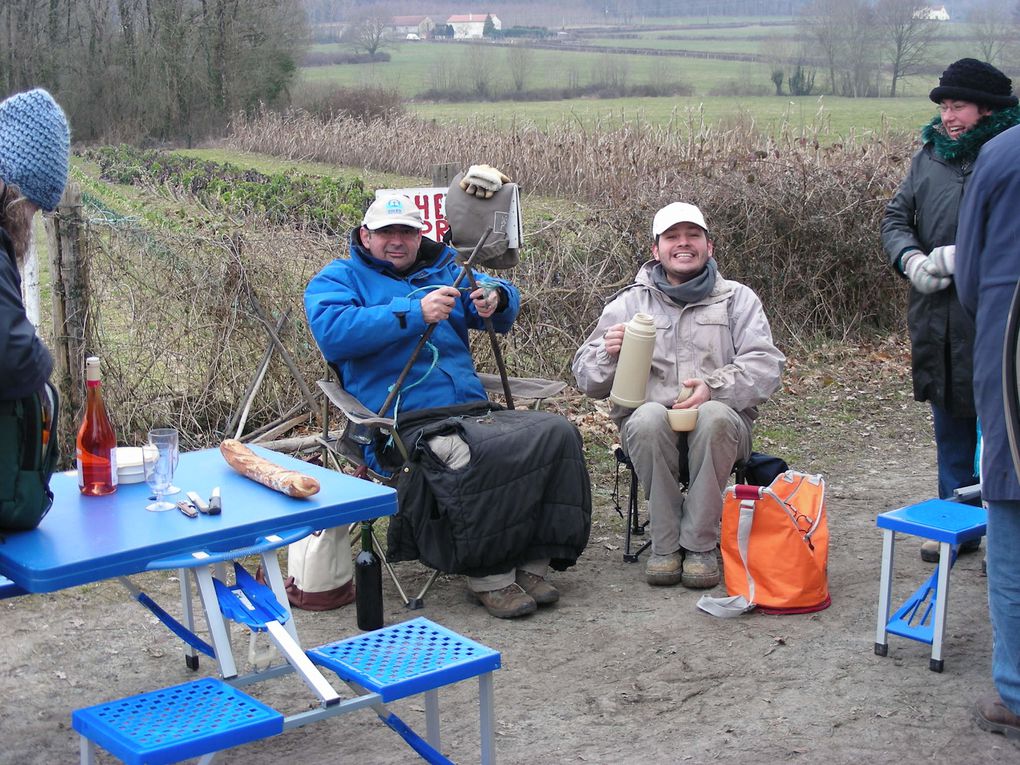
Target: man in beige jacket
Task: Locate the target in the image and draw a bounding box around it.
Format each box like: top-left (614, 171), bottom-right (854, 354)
top-left (572, 202), bottom-right (785, 588)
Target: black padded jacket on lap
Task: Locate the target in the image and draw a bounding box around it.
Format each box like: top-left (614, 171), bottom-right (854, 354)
top-left (384, 402), bottom-right (592, 578)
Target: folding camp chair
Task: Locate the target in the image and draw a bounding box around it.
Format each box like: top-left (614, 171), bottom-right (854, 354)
top-left (612, 445), bottom-right (786, 562)
top-left (317, 363), bottom-right (566, 608)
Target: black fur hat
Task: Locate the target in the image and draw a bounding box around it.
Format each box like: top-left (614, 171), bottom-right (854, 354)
top-left (929, 58), bottom-right (1018, 108)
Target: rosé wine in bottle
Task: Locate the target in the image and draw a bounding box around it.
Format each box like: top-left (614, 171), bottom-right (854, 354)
top-left (77, 356), bottom-right (117, 495)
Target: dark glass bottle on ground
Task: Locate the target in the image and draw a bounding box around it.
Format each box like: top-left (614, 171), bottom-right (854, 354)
top-left (77, 356), bottom-right (118, 495)
top-left (355, 523), bottom-right (383, 631)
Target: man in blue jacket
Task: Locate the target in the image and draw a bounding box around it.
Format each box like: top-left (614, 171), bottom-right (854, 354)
top-left (306, 193), bottom-right (586, 619)
top-left (955, 124), bottom-right (1020, 740)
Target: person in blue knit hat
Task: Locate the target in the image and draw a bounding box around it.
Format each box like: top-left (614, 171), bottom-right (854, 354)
top-left (0, 87), bottom-right (70, 402)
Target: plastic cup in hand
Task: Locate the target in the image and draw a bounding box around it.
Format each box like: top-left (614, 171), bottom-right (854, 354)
top-left (143, 438), bottom-right (176, 512)
top-left (149, 427), bottom-right (180, 495)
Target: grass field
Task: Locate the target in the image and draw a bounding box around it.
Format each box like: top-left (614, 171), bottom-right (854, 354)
top-left (300, 42), bottom-right (757, 96)
top-left (405, 94), bottom-right (936, 136)
top-left (300, 18), bottom-right (993, 136)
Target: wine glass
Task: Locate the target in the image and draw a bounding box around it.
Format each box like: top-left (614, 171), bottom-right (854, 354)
top-left (149, 427), bottom-right (180, 495)
top-left (143, 438), bottom-right (176, 512)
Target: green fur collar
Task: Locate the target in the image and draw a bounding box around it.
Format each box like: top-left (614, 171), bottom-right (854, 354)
top-left (922, 106), bottom-right (1020, 163)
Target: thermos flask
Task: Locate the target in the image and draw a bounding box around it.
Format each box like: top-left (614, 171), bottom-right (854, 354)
top-left (609, 313), bottom-right (656, 409)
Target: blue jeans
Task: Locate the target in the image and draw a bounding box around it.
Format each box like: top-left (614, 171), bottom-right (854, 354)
top-left (931, 404), bottom-right (978, 499)
top-left (986, 500), bottom-right (1020, 713)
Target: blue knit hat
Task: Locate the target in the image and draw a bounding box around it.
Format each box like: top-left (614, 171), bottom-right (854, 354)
top-left (0, 88), bottom-right (70, 211)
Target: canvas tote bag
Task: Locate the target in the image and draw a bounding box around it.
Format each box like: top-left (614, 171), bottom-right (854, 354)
top-left (284, 525), bottom-right (355, 611)
top-left (698, 471), bottom-right (830, 617)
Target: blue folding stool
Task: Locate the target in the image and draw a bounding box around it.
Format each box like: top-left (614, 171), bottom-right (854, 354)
top-left (874, 498), bottom-right (986, 672)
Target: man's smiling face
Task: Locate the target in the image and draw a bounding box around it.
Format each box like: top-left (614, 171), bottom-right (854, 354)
top-left (652, 221), bottom-right (713, 285)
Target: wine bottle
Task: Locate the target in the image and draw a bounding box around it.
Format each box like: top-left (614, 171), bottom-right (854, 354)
top-left (355, 523), bottom-right (383, 631)
top-left (77, 356), bottom-right (118, 495)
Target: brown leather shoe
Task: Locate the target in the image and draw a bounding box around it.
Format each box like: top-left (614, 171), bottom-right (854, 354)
top-left (645, 552), bottom-right (683, 586)
top-left (515, 570), bottom-right (559, 605)
top-left (974, 692), bottom-right (1020, 740)
top-left (681, 549), bottom-right (721, 589)
top-left (472, 583), bottom-right (537, 618)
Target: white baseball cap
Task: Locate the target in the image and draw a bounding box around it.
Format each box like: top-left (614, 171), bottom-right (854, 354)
top-left (362, 193), bottom-right (424, 230)
top-left (652, 202), bottom-right (708, 237)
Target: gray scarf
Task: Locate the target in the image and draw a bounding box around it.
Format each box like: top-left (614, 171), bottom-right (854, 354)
top-left (650, 258), bottom-right (717, 306)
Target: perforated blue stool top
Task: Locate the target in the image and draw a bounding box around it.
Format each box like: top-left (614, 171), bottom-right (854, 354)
top-left (877, 498), bottom-right (986, 542)
top-left (308, 617), bottom-right (501, 703)
top-left (72, 677), bottom-right (283, 765)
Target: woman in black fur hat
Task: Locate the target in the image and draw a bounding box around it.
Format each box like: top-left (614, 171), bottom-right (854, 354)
top-left (881, 58), bottom-right (1020, 561)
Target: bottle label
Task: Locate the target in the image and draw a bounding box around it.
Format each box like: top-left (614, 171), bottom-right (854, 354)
top-left (76, 448), bottom-right (118, 487)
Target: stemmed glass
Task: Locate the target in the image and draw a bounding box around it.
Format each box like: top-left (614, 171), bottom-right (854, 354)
top-left (143, 431), bottom-right (178, 512)
top-left (149, 427), bottom-right (180, 495)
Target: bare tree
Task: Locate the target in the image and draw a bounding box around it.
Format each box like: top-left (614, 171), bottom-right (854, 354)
top-left (800, 0), bottom-right (843, 95)
top-left (969, 0), bottom-right (1015, 66)
top-left (345, 6), bottom-right (389, 57)
top-left (800, 0), bottom-right (880, 97)
top-left (506, 44), bottom-right (534, 93)
top-left (0, 0), bottom-right (305, 142)
top-left (461, 44), bottom-right (495, 98)
top-left (874, 0), bottom-right (941, 97)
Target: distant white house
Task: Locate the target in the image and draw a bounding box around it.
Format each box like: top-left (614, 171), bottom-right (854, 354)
top-left (447, 13), bottom-right (501, 39)
top-left (391, 15), bottom-right (435, 39)
top-left (914, 5), bottom-right (950, 20)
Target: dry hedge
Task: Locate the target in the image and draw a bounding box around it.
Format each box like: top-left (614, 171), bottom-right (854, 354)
top-left (59, 112), bottom-right (921, 450)
top-left (228, 108), bottom-right (916, 350)
top-left (65, 219), bottom-right (339, 451)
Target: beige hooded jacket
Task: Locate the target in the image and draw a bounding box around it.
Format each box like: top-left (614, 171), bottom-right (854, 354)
top-left (572, 260), bottom-right (785, 428)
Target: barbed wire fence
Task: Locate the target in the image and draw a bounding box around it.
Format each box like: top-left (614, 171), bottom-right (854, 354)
top-left (41, 184), bottom-right (343, 464)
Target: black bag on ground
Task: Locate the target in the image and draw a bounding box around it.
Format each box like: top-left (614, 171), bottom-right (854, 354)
top-left (0, 382), bottom-right (59, 532)
top-left (742, 451), bottom-right (789, 487)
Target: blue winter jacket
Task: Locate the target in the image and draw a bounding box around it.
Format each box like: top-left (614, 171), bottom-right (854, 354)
top-left (956, 125), bottom-right (1020, 501)
top-left (305, 230), bottom-right (520, 419)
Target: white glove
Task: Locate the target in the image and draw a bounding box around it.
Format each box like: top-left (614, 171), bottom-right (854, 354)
top-left (928, 245), bottom-right (956, 276)
top-left (902, 250), bottom-right (952, 294)
top-left (459, 164), bottom-right (511, 199)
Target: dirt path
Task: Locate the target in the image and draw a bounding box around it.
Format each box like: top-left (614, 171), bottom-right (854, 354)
top-left (1, 339), bottom-right (1015, 764)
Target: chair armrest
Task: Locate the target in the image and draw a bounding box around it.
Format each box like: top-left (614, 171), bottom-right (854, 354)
top-left (317, 380), bottom-right (395, 430)
top-left (479, 373), bottom-right (566, 402)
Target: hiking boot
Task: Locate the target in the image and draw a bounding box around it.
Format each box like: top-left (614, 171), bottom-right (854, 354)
top-left (645, 552), bottom-right (683, 586)
top-left (974, 692), bottom-right (1020, 740)
top-left (472, 583), bottom-right (537, 618)
top-left (921, 537), bottom-right (982, 563)
top-left (681, 549), bottom-right (720, 589)
top-left (515, 570), bottom-right (559, 605)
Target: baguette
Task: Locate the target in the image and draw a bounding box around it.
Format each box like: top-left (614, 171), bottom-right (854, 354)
top-left (219, 439), bottom-right (320, 498)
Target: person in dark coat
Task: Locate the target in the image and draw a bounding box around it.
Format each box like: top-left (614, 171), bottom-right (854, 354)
top-left (881, 58), bottom-right (1020, 561)
top-left (0, 88), bottom-right (69, 400)
top-left (955, 123), bottom-right (1020, 742)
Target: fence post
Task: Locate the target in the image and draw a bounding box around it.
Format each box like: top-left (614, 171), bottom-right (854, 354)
top-left (431, 163), bottom-right (459, 188)
top-left (44, 182), bottom-right (89, 439)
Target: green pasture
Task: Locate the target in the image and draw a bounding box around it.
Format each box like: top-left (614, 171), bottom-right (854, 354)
top-left (300, 42), bottom-right (776, 96)
top-left (407, 94), bottom-right (936, 136)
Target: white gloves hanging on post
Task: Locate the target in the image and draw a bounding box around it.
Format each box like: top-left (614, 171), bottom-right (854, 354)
top-left (459, 164), bottom-right (511, 199)
top-left (901, 245), bottom-right (955, 294)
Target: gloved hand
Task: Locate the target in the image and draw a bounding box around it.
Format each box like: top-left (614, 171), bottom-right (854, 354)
top-left (459, 164), bottom-right (511, 199)
top-left (928, 244), bottom-right (956, 276)
top-left (902, 250), bottom-right (952, 294)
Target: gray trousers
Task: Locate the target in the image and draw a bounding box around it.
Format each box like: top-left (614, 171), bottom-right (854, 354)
top-left (621, 401), bottom-right (751, 555)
